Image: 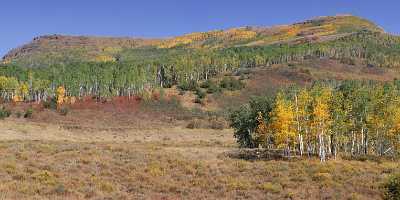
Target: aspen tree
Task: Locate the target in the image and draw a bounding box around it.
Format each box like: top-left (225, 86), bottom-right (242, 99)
top-left (311, 88), bottom-right (332, 162)
top-left (254, 112), bottom-right (270, 148)
top-left (269, 92), bottom-right (296, 155)
top-left (56, 86), bottom-right (66, 107)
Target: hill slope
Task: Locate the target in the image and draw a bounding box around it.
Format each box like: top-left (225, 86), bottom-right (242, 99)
top-left (2, 15), bottom-right (384, 67)
top-left (0, 15), bottom-right (399, 106)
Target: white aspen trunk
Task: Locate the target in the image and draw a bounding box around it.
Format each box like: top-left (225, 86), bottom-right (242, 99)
top-left (327, 136), bottom-right (331, 156)
top-left (365, 132), bottom-right (368, 155)
top-left (351, 131), bottom-right (355, 155)
top-left (361, 127), bottom-right (364, 155)
top-left (299, 134), bottom-right (304, 157)
top-left (319, 132), bottom-right (326, 162)
top-left (322, 133), bottom-right (326, 162)
top-left (357, 134), bottom-right (360, 155)
top-left (334, 142), bottom-right (337, 160)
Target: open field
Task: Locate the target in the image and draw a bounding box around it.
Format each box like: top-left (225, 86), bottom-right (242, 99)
top-left (0, 117), bottom-right (398, 200)
top-left (1, 58), bottom-right (400, 199)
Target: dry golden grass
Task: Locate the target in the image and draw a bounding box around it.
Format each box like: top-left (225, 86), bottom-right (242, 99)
top-left (0, 118), bottom-right (397, 199)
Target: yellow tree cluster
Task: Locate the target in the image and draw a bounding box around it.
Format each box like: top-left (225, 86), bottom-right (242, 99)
top-left (0, 76), bottom-right (29, 102)
top-left (269, 93), bottom-right (296, 149)
top-left (225, 28), bottom-right (257, 41)
top-left (287, 26), bottom-right (300, 37)
top-left (94, 55), bottom-right (116, 62)
top-left (158, 28), bottom-right (257, 48)
top-left (13, 83), bottom-right (29, 103)
top-left (56, 86), bottom-right (66, 107)
top-left (238, 82), bottom-right (400, 161)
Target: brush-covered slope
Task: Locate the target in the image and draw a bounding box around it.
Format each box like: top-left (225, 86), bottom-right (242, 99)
top-left (1, 15), bottom-right (384, 68)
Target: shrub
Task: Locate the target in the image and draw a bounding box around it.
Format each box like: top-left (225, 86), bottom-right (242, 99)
top-left (0, 107), bottom-right (11, 119)
top-left (382, 173), bottom-right (400, 200)
top-left (54, 184), bottom-right (66, 195)
top-left (186, 119), bottom-right (202, 129)
top-left (340, 57), bottom-right (356, 65)
top-left (208, 118), bottom-right (225, 130)
top-left (207, 84), bottom-right (222, 94)
top-left (195, 88), bottom-right (206, 99)
top-left (146, 163), bottom-right (164, 177)
top-left (194, 97), bottom-right (204, 105)
top-left (239, 74), bottom-right (249, 81)
top-left (201, 80), bottom-right (222, 94)
top-left (15, 111), bottom-right (22, 118)
top-left (229, 96), bottom-right (273, 148)
top-left (32, 170), bottom-right (57, 186)
top-left (24, 108), bottom-right (34, 118)
top-left (200, 80), bottom-right (213, 88)
top-left (225, 177), bottom-right (250, 190)
top-left (99, 181), bottom-right (115, 193)
top-left (140, 95), bottom-right (185, 115)
top-left (43, 98), bottom-right (57, 110)
top-left (178, 80), bottom-right (199, 91)
top-left (220, 77), bottom-right (245, 91)
top-left (258, 182), bottom-right (282, 193)
top-left (59, 107), bottom-right (69, 116)
top-left (233, 68), bottom-right (251, 76)
top-left (178, 90), bottom-right (186, 96)
top-left (342, 154), bottom-right (382, 163)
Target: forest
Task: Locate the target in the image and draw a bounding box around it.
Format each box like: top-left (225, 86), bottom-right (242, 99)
top-left (0, 30), bottom-right (400, 103)
top-left (230, 80), bottom-right (400, 161)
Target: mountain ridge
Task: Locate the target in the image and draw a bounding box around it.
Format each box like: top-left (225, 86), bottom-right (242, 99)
top-left (2, 15), bottom-right (384, 67)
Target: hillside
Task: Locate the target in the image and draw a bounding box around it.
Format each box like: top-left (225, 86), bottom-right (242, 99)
top-left (0, 15), bottom-right (399, 109)
top-left (1, 15), bottom-right (383, 67)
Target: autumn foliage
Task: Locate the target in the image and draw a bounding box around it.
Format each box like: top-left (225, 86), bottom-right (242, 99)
top-left (230, 80), bottom-right (400, 161)
top-left (56, 86), bottom-right (66, 107)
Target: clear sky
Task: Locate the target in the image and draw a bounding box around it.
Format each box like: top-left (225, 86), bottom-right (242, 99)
top-left (1, 0), bottom-right (399, 57)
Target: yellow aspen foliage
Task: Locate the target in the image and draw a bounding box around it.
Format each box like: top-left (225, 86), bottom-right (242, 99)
top-left (63, 96), bottom-right (76, 105)
top-left (1, 59), bottom-right (11, 65)
top-left (94, 55), bottom-right (116, 62)
top-left (313, 100), bottom-right (330, 125)
top-left (102, 47), bottom-right (122, 54)
top-left (56, 86), bottom-right (66, 106)
top-left (319, 24), bottom-right (336, 35)
top-left (19, 83), bottom-right (29, 101)
top-left (12, 83), bottom-right (28, 103)
top-left (226, 28), bottom-right (257, 40)
top-left (254, 112), bottom-right (270, 147)
top-left (287, 26), bottom-right (300, 37)
top-left (69, 96), bottom-right (77, 105)
top-left (297, 89), bottom-right (311, 117)
top-left (158, 28), bottom-right (256, 48)
top-left (387, 99), bottom-right (400, 150)
top-left (269, 92), bottom-right (296, 149)
top-left (0, 76), bottom-right (7, 90)
top-left (158, 32), bottom-right (212, 48)
top-left (13, 95), bottom-right (22, 103)
top-left (311, 88), bottom-right (332, 136)
top-left (391, 108), bottom-right (400, 133)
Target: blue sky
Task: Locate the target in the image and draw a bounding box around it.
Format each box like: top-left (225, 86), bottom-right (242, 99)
top-left (1, 0), bottom-right (399, 57)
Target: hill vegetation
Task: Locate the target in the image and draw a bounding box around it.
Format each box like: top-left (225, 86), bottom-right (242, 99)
top-left (0, 15), bottom-right (398, 105)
